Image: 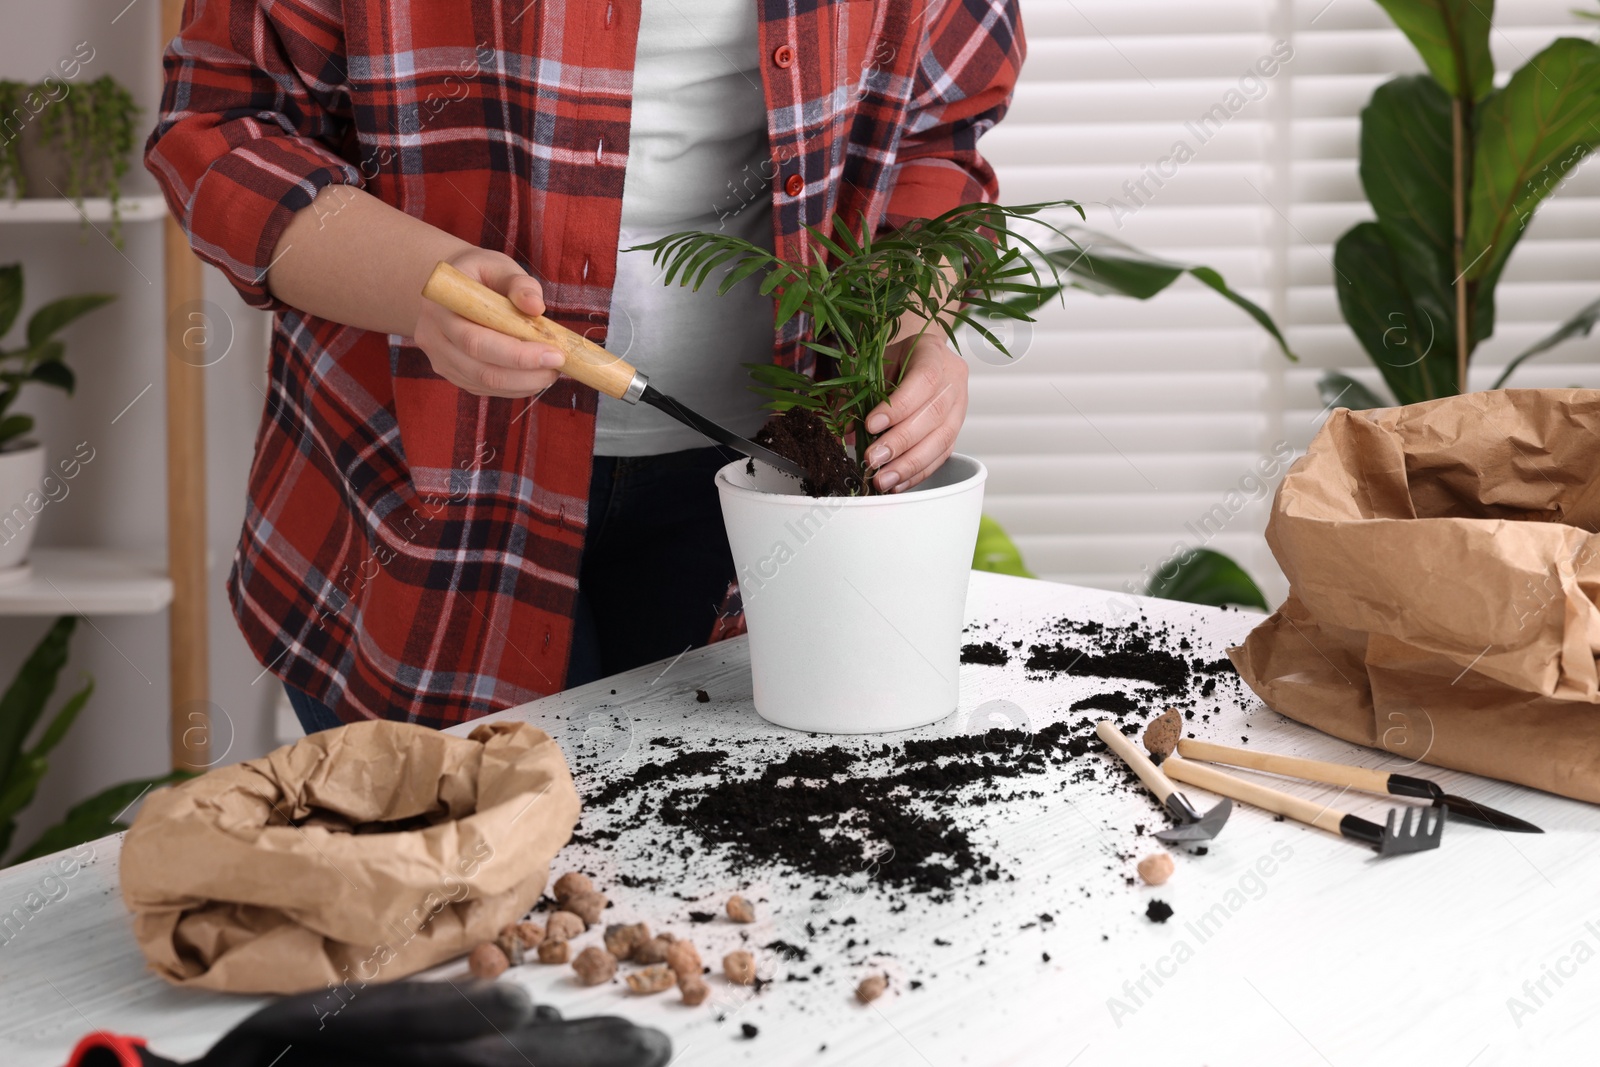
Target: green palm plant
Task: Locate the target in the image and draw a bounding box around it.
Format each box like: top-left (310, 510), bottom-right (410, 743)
top-left (633, 200), bottom-right (1082, 484)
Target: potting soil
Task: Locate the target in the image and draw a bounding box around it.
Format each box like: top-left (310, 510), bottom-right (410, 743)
top-left (752, 409), bottom-right (862, 497)
top-left (549, 610), bottom-right (1255, 1008)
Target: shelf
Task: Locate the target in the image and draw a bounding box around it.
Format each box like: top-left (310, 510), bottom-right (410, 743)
top-left (0, 195), bottom-right (168, 224)
top-left (0, 547), bottom-right (173, 616)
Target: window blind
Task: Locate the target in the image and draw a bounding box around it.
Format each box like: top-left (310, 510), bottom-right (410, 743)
top-left (961, 0), bottom-right (1600, 603)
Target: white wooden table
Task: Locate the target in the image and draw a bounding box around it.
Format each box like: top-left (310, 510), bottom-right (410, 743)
top-left (3, 572), bottom-right (1597, 1066)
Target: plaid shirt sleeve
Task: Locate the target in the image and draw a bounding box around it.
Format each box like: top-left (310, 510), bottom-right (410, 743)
top-left (145, 0), bottom-right (362, 310)
top-left (880, 0), bottom-right (1023, 229)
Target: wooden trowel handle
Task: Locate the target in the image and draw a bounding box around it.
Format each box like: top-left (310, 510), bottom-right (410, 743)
top-left (421, 261), bottom-right (643, 401)
top-left (1176, 738), bottom-right (1392, 796)
top-left (1164, 756), bottom-right (1348, 836)
top-left (1096, 720), bottom-right (1177, 803)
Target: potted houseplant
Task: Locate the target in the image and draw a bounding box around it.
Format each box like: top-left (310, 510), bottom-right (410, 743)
top-left (635, 202), bottom-right (1076, 732)
top-left (0, 264), bottom-right (113, 575)
top-left (1320, 1), bottom-right (1600, 408)
top-left (1, 616), bottom-right (189, 866)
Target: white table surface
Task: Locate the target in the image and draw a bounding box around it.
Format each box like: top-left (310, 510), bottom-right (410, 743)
top-left (2, 571), bottom-right (1598, 1066)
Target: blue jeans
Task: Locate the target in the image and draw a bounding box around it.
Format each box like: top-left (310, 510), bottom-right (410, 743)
top-left (285, 683), bottom-right (344, 734)
top-left (284, 445), bottom-right (739, 732)
top-left (566, 445), bottom-right (739, 686)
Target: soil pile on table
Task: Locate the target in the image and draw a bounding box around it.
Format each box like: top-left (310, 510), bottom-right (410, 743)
top-left (568, 614), bottom-right (1252, 900)
top-left (752, 409), bottom-right (861, 497)
top-left (1023, 618), bottom-right (1192, 697)
top-left (960, 640), bottom-right (1011, 665)
top-left (656, 723), bottom-right (1097, 897)
top-left (556, 608), bottom-right (1254, 1006)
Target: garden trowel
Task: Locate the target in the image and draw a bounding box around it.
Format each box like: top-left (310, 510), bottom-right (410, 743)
top-left (422, 262), bottom-right (804, 480)
top-left (1096, 719), bottom-right (1232, 842)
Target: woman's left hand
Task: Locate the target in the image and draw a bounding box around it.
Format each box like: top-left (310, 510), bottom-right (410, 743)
top-left (862, 333), bottom-right (969, 493)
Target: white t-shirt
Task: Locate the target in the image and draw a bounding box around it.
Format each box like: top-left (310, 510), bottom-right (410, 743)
top-left (595, 0), bottom-right (776, 456)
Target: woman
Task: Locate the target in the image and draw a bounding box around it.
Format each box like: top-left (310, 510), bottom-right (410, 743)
top-left (147, 0), bottom-right (1021, 731)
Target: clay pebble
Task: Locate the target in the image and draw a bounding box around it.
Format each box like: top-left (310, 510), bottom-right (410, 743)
top-left (563, 890), bottom-right (607, 927)
top-left (626, 964), bottom-right (677, 995)
top-left (1143, 707), bottom-right (1182, 759)
top-left (552, 871), bottom-right (594, 902)
top-left (545, 910), bottom-right (585, 942)
top-left (604, 922), bottom-right (650, 961)
top-left (724, 949), bottom-right (757, 985)
top-left (1137, 853), bottom-right (1175, 886)
top-left (468, 942), bottom-right (509, 979)
top-left (572, 945), bottom-right (617, 986)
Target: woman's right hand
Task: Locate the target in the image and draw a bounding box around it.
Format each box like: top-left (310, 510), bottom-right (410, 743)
top-left (412, 248), bottom-right (566, 397)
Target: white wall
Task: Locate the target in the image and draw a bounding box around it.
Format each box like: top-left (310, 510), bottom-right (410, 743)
top-left (0, 0), bottom-right (279, 853)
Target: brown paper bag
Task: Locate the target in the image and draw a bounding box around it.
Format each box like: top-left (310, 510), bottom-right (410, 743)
top-left (120, 719), bottom-right (580, 994)
top-left (1231, 389), bottom-right (1600, 803)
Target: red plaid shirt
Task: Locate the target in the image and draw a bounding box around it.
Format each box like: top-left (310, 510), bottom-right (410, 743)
top-left (148, 0), bottom-right (1021, 728)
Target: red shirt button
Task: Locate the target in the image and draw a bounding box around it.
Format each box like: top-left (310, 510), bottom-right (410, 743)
top-left (773, 44), bottom-right (795, 68)
top-left (784, 173), bottom-right (805, 197)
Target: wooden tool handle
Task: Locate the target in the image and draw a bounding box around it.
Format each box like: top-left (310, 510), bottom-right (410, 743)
top-left (1095, 720), bottom-right (1176, 803)
top-left (421, 261), bottom-right (641, 400)
top-left (1163, 756), bottom-right (1347, 836)
top-left (1176, 739), bottom-right (1392, 796)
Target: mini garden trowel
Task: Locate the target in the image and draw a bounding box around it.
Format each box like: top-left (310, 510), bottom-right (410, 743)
top-left (1163, 755), bottom-right (1445, 858)
top-left (1095, 720), bottom-right (1233, 842)
top-left (1175, 738), bottom-right (1541, 833)
top-left (422, 262), bottom-right (805, 480)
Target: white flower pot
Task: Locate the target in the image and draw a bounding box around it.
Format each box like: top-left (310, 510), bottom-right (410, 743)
top-left (715, 454), bottom-right (986, 734)
top-left (0, 441), bottom-right (45, 571)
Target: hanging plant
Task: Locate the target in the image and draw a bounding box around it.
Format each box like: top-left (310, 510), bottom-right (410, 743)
top-left (0, 80), bottom-right (27, 199)
top-left (35, 75), bottom-right (139, 244)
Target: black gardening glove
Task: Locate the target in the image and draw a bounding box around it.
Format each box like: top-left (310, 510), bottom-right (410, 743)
top-left (66, 980), bottom-right (670, 1067)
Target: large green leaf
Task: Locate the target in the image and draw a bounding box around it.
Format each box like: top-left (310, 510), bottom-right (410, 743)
top-left (1317, 370), bottom-right (1391, 412)
top-left (1491, 294), bottom-right (1600, 389)
top-left (1359, 76), bottom-right (1460, 354)
top-left (0, 412), bottom-right (33, 448)
top-left (27, 360), bottom-right (74, 394)
top-left (1010, 230), bottom-right (1296, 359)
top-left (1184, 267), bottom-right (1295, 362)
top-left (1042, 242), bottom-right (1180, 300)
top-left (972, 515), bottom-right (1035, 579)
top-left (9, 771), bottom-right (192, 867)
top-left (0, 265), bottom-right (20, 341)
top-left (1374, 0), bottom-right (1496, 102)
top-left (1145, 548), bottom-right (1269, 611)
top-left (0, 617), bottom-right (75, 789)
top-left (25, 678), bottom-right (93, 764)
top-left (0, 754), bottom-right (47, 835)
top-left (1333, 222), bottom-right (1456, 403)
top-left (1465, 38), bottom-right (1600, 299)
top-left (25, 293), bottom-right (114, 349)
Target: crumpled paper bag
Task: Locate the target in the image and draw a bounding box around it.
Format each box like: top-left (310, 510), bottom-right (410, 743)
top-left (1231, 389), bottom-right (1600, 803)
top-left (120, 719), bottom-right (580, 993)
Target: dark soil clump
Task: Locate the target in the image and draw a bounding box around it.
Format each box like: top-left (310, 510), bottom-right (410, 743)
top-left (753, 408), bottom-right (860, 497)
top-left (1145, 899), bottom-right (1173, 923)
top-left (1025, 622), bottom-right (1191, 696)
top-left (584, 749), bottom-right (727, 809)
top-left (960, 641), bottom-right (1011, 666)
top-left (1069, 691), bottom-right (1138, 715)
